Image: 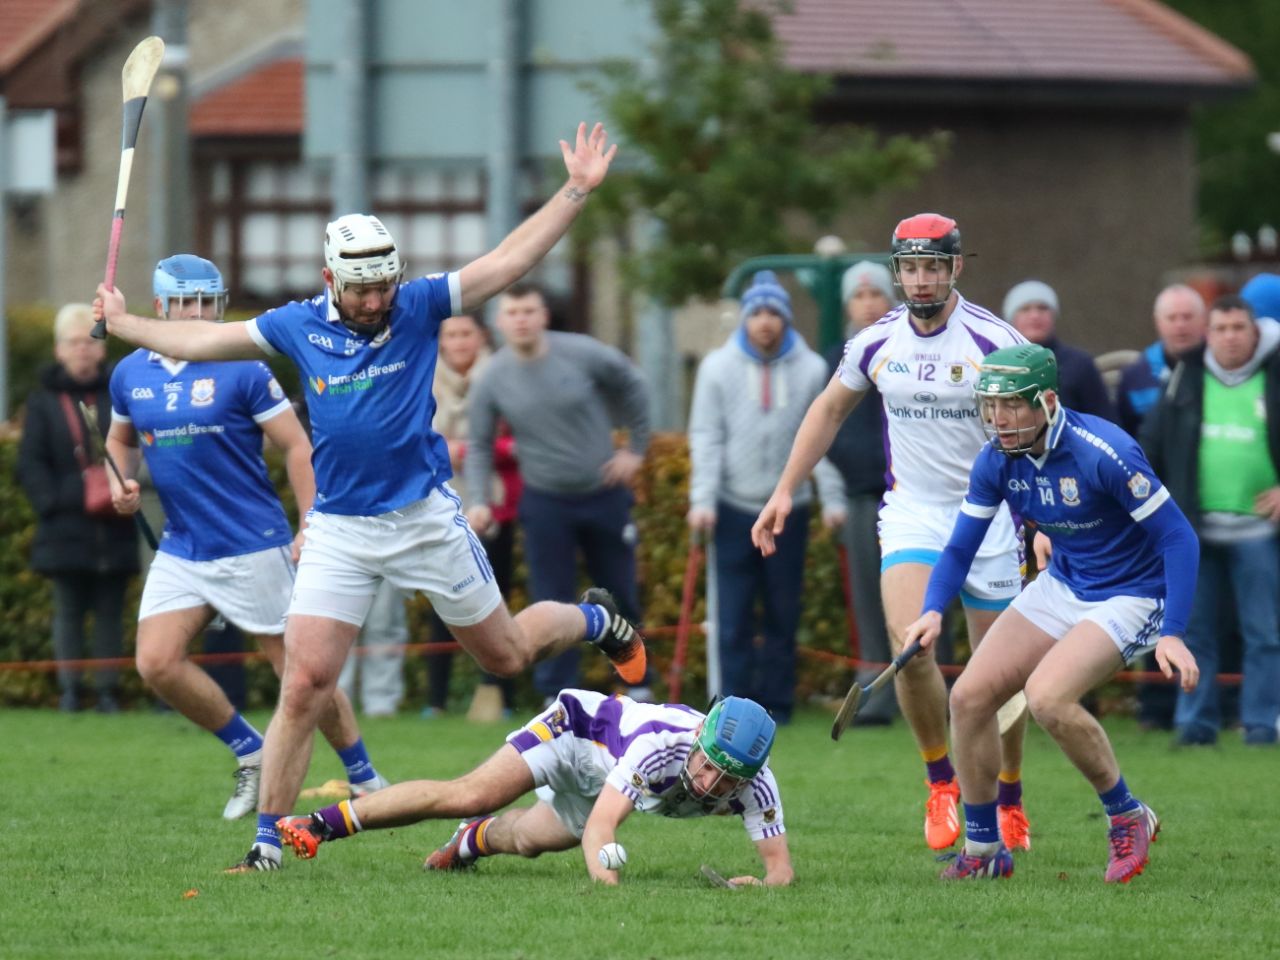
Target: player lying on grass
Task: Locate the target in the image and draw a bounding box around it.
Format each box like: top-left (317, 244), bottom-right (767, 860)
top-left (277, 690), bottom-right (793, 887)
top-left (106, 255), bottom-right (387, 818)
top-left (900, 344), bottom-right (1199, 883)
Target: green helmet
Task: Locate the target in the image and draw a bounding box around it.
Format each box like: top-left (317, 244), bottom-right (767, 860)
top-left (975, 344), bottom-right (1059, 456)
top-left (975, 344), bottom-right (1059, 405)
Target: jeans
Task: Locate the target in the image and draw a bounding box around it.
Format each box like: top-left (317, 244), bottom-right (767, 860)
top-left (520, 486), bottom-right (641, 697)
top-left (50, 572), bottom-right (130, 701)
top-left (1176, 535), bottom-right (1280, 737)
top-left (712, 501), bottom-right (809, 722)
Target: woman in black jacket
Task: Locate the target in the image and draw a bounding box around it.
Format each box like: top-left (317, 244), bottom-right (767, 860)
top-left (16, 304), bottom-right (138, 711)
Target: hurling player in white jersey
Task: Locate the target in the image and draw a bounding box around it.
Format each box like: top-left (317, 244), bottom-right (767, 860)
top-left (900, 344), bottom-right (1199, 883)
top-left (753, 214), bottom-right (1032, 853)
top-left (105, 255), bottom-right (388, 821)
top-left (96, 122), bottom-right (647, 873)
top-left (274, 691), bottom-right (792, 887)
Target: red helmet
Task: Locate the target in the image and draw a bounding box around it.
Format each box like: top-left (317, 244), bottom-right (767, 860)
top-left (890, 213), bottom-right (961, 319)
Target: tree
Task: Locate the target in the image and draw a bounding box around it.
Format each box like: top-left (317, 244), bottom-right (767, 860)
top-left (1161, 0), bottom-right (1280, 253)
top-left (578, 0), bottom-right (943, 306)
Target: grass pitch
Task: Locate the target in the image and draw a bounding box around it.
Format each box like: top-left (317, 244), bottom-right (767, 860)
top-left (6, 707), bottom-right (1278, 959)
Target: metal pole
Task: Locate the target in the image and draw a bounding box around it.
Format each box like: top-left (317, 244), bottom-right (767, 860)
top-left (487, 0), bottom-right (522, 249)
top-left (0, 94), bottom-right (9, 421)
top-left (332, 0), bottom-right (369, 215)
top-left (150, 0), bottom-right (192, 263)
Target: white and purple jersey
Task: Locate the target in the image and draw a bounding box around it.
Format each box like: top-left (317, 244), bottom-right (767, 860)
top-left (837, 294), bottom-right (1027, 506)
top-left (507, 690), bottom-right (785, 842)
top-left (246, 274), bottom-right (462, 516)
top-left (109, 352), bottom-right (294, 561)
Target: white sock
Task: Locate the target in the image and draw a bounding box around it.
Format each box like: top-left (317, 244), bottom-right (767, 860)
top-left (964, 838), bottom-right (1001, 858)
top-left (238, 749), bottom-right (263, 768)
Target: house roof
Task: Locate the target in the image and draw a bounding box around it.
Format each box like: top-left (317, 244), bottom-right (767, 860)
top-left (773, 0), bottom-right (1254, 89)
top-left (0, 0), bottom-right (76, 75)
top-left (189, 56), bottom-right (303, 137)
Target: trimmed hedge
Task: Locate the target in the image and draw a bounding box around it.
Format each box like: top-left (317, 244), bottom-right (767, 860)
top-left (0, 428), bottom-right (859, 709)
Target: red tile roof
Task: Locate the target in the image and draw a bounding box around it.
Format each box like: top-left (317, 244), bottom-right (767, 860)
top-left (0, 0), bottom-right (76, 74)
top-left (774, 0), bottom-right (1252, 86)
top-left (189, 57), bottom-right (303, 137)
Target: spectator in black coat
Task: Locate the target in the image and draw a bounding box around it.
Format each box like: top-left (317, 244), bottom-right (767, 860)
top-left (1003, 280), bottom-right (1114, 421)
top-left (16, 304), bottom-right (138, 712)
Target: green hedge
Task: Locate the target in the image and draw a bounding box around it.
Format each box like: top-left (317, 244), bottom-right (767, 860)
top-left (0, 428), bottom-right (861, 709)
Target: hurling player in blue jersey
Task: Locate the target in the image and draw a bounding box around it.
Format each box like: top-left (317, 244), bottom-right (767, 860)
top-left (105, 255), bottom-right (387, 821)
top-left (901, 344), bottom-right (1200, 884)
top-left (95, 122), bottom-right (645, 872)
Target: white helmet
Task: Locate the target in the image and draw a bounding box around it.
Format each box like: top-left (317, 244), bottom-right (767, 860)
top-left (323, 214), bottom-right (404, 297)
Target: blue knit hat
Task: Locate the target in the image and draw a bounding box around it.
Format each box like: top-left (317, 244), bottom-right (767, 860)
top-left (740, 270), bottom-right (792, 324)
top-left (1241, 273), bottom-right (1280, 321)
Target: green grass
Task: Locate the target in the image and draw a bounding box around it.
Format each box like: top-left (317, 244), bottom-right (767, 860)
top-left (6, 708), bottom-right (1278, 960)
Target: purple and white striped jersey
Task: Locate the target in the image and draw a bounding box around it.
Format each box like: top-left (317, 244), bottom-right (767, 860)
top-left (837, 294), bottom-right (1027, 507)
top-left (506, 690), bottom-right (785, 841)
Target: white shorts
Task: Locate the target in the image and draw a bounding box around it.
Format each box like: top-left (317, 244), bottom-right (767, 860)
top-left (878, 491), bottom-right (1023, 607)
top-left (139, 545), bottom-right (294, 635)
top-left (510, 706), bottom-right (611, 839)
top-left (289, 484), bottom-right (502, 628)
top-left (1011, 571), bottom-right (1164, 664)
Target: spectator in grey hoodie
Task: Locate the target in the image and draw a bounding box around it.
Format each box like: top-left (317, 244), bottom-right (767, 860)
top-left (688, 271), bottom-right (846, 722)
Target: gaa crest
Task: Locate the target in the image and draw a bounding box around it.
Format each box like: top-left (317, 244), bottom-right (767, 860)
top-left (1059, 476), bottom-right (1080, 506)
top-left (1128, 473), bottom-right (1151, 499)
top-left (190, 378), bottom-right (216, 406)
top-left (949, 363), bottom-right (965, 384)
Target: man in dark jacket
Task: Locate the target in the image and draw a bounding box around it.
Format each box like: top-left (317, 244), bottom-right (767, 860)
top-left (1141, 294), bottom-right (1280, 746)
top-left (1002, 280), bottom-right (1113, 421)
top-left (1117, 284), bottom-right (1207, 438)
top-left (16, 303), bottom-right (138, 711)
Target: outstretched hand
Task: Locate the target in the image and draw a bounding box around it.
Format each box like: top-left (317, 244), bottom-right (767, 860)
top-left (751, 491), bottom-right (792, 556)
top-left (559, 122), bottom-right (617, 194)
top-left (1154, 635), bottom-right (1199, 692)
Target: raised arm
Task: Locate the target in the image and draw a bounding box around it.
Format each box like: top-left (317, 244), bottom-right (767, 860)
top-left (457, 123), bottom-right (616, 313)
top-left (95, 284), bottom-right (266, 361)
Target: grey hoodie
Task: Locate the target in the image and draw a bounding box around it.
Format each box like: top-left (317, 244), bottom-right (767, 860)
top-left (688, 331), bottom-right (845, 515)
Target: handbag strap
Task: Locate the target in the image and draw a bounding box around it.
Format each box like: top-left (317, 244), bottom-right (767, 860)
top-left (58, 392), bottom-right (91, 470)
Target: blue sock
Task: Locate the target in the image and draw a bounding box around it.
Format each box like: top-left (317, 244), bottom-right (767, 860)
top-left (337, 738), bottom-right (377, 784)
top-left (963, 801), bottom-right (1000, 845)
top-left (213, 713), bottom-right (264, 759)
top-left (256, 813), bottom-right (282, 849)
top-left (578, 603), bottom-right (606, 643)
top-left (1098, 775), bottom-right (1141, 817)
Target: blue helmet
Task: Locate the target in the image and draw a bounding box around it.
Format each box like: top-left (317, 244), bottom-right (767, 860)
top-left (154, 254), bottom-right (228, 321)
top-left (681, 697), bottom-right (776, 803)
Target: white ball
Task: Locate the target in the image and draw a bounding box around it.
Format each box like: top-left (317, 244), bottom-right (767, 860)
top-left (598, 842), bottom-right (628, 870)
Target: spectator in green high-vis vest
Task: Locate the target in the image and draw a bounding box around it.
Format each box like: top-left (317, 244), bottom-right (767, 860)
top-left (1141, 291), bottom-right (1280, 747)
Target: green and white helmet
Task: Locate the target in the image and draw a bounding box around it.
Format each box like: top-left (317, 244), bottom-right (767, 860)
top-left (975, 344), bottom-right (1059, 456)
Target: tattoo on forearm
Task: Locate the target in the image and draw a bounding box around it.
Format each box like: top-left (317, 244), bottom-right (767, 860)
top-left (563, 185), bottom-right (589, 203)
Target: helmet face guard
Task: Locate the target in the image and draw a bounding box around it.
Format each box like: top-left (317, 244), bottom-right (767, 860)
top-left (890, 214), bottom-right (961, 321)
top-left (975, 345), bottom-right (1059, 457)
top-left (154, 254), bottom-right (228, 323)
top-left (324, 214), bottom-right (406, 337)
top-left (679, 697), bottom-right (776, 806)
top-left (324, 214), bottom-right (405, 297)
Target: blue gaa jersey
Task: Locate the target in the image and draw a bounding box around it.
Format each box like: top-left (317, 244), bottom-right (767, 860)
top-left (109, 352), bottom-right (294, 561)
top-left (246, 274), bottom-right (460, 516)
top-left (962, 409), bottom-right (1171, 600)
